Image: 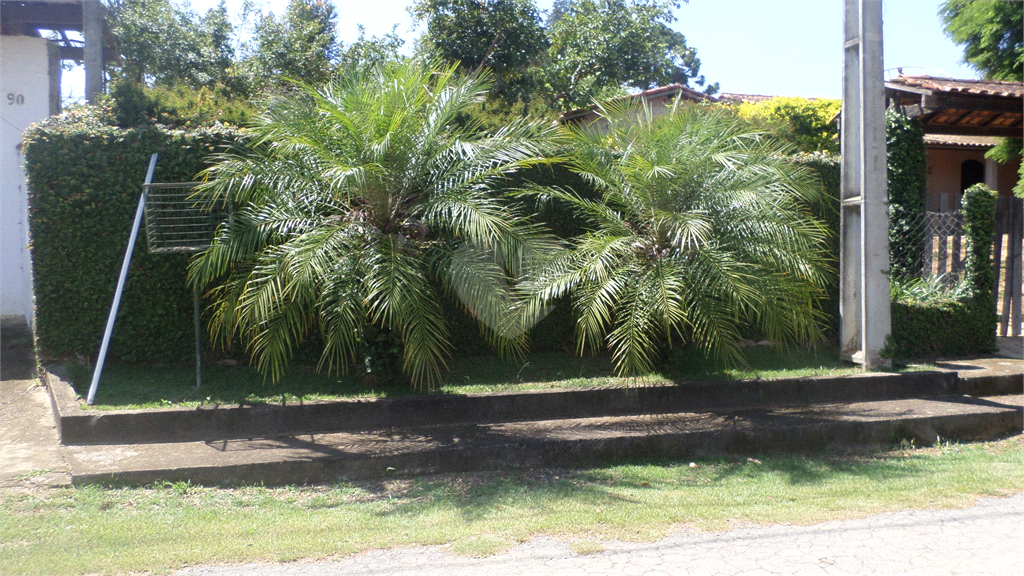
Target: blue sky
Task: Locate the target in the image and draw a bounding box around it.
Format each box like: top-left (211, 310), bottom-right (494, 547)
top-left (64, 0), bottom-right (978, 102)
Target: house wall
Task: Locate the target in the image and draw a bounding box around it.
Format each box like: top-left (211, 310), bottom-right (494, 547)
top-left (1, 35), bottom-right (52, 325)
top-left (923, 146), bottom-right (1018, 212)
top-left (996, 157), bottom-right (1022, 197)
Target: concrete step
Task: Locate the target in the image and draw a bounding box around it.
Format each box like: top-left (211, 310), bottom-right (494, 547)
top-left (45, 367), bottom-right (1023, 446)
top-left (65, 394), bottom-right (1024, 487)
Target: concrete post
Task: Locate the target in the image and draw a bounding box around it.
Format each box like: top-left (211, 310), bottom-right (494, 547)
top-left (47, 42), bottom-right (62, 116)
top-left (841, 0), bottom-right (891, 370)
top-left (985, 158), bottom-right (999, 192)
top-left (83, 0), bottom-right (104, 103)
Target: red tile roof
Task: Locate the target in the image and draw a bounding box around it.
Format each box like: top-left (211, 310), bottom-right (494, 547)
top-left (559, 84), bottom-right (716, 122)
top-left (886, 75), bottom-right (1023, 98)
top-left (923, 134), bottom-right (1004, 148)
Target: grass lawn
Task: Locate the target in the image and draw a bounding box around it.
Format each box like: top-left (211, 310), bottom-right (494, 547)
top-left (2, 436), bottom-right (1022, 575)
top-left (64, 345), bottom-right (932, 410)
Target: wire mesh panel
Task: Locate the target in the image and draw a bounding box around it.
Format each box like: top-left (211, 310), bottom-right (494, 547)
top-left (919, 211), bottom-right (965, 281)
top-left (144, 183), bottom-right (227, 254)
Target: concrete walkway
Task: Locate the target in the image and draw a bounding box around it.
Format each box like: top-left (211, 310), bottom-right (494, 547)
top-left (176, 493), bottom-right (1024, 576)
top-left (0, 318), bottom-right (69, 488)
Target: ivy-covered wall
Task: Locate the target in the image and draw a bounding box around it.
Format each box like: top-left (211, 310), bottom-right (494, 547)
top-left (886, 108), bottom-right (927, 280)
top-left (24, 108), bottom-right (244, 362)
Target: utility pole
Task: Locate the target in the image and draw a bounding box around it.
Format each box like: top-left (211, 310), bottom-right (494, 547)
top-left (840, 0), bottom-right (891, 370)
top-left (83, 0), bottom-right (104, 103)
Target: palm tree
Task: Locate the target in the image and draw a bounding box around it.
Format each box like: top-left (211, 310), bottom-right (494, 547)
top-left (190, 61), bottom-right (556, 389)
top-left (521, 100), bottom-right (832, 376)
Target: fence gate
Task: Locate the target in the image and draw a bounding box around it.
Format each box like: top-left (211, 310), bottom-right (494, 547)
top-left (993, 197), bottom-right (1023, 338)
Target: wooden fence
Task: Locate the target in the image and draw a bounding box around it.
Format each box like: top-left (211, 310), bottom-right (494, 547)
top-left (921, 197), bottom-right (1023, 337)
top-left (993, 197), bottom-right (1023, 337)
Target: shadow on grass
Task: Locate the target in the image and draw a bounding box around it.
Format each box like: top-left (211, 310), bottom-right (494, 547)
top-left (351, 446), bottom-right (954, 523)
top-left (67, 345), bottom-right (869, 409)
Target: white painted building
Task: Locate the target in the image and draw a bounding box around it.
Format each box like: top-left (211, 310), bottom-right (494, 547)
top-left (1, 35), bottom-right (55, 326)
top-left (1, 0), bottom-right (104, 328)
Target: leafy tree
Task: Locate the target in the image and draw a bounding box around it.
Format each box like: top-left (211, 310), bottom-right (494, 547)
top-left (107, 0), bottom-right (236, 88)
top-left (105, 80), bottom-right (254, 128)
top-left (336, 25), bottom-right (407, 75)
top-left (521, 101), bottom-right (830, 375)
top-left (735, 97), bottom-right (841, 154)
top-left (939, 0), bottom-right (1023, 81)
top-left (410, 0), bottom-right (549, 103)
top-left (190, 61), bottom-right (557, 388)
top-left (242, 0), bottom-right (341, 89)
top-left (544, 0), bottom-right (716, 108)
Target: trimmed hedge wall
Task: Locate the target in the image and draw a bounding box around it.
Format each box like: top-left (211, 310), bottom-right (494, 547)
top-left (890, 299), bottom-right (995, 358)
top-left (792, 152), bottom-right (841, 342)
top-left (24, 108), bottom-right (244, 363)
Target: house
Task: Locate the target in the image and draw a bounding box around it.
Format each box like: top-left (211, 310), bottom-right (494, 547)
top-left (0, 0), bottom-right (109, 328)
top-left (884, 76), bottom-right (1022, 213)
top-left (558, 83), bottom-right (718, 128)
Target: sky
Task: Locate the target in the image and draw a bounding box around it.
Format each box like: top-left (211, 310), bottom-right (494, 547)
top-left (63, 0), bottom-right (979, 102)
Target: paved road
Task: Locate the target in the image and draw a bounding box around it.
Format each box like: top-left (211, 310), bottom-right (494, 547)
top-left (178, 493), bottom-right (1024, 576)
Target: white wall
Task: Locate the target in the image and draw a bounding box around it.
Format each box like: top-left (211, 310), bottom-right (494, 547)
top-left (1, 36), bottom-right (51, 325)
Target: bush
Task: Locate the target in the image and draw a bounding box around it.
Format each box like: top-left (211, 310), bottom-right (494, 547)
top-left (105, 80), bottom-right (254, 129)
top-left (23, 106), bottom-right (245, 363)
top-left (890, 298), bottom-right (995, 358)
top-left (962, 183), bottom-right (997, 298)
top-left (735, 97), bottom-right (841, 154)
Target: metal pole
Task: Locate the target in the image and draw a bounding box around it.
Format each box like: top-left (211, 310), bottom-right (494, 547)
top-left (87, 154), bottom-right (158, 405)
top-left (194, 283), bottom-right (202, 388)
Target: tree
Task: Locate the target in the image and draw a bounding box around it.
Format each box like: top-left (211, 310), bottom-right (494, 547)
top-left (107, 0), bottom-right (236, 88)
top-left (190, 61), bottom-right (557, 388)
top-left (410, 0), bottom-right (549, 103)
top-left (939, 0), bottom-right (1023, 81)
top-left (242, 0), bottom-right (341, 89)
top-left (521, 101), bottom-right (830, 375)
top-left (544, 0), bottom-right (716, 108)
top-left (735, 97), bottom-right (841, 154)
top-left (335, 25), bottom-right (407, 76)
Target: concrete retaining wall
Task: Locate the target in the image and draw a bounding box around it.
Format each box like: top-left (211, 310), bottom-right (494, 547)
top-left (44, 367), bottom-right (1019, 447)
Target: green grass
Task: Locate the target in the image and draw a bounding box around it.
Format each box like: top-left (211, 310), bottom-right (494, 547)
top-left (66, 346), bottom-right (931, 410)
top-left (2, 437), bottom-right (1022, 575)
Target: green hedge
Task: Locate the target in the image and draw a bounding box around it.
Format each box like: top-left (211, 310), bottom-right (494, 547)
top-left (890, 299), bottom-right (995, 358)
top-left (24, 107), bottom-right (245, 363)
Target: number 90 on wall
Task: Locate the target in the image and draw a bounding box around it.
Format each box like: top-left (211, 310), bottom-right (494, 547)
top-left (7, 93), bottom-right (25, 105)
